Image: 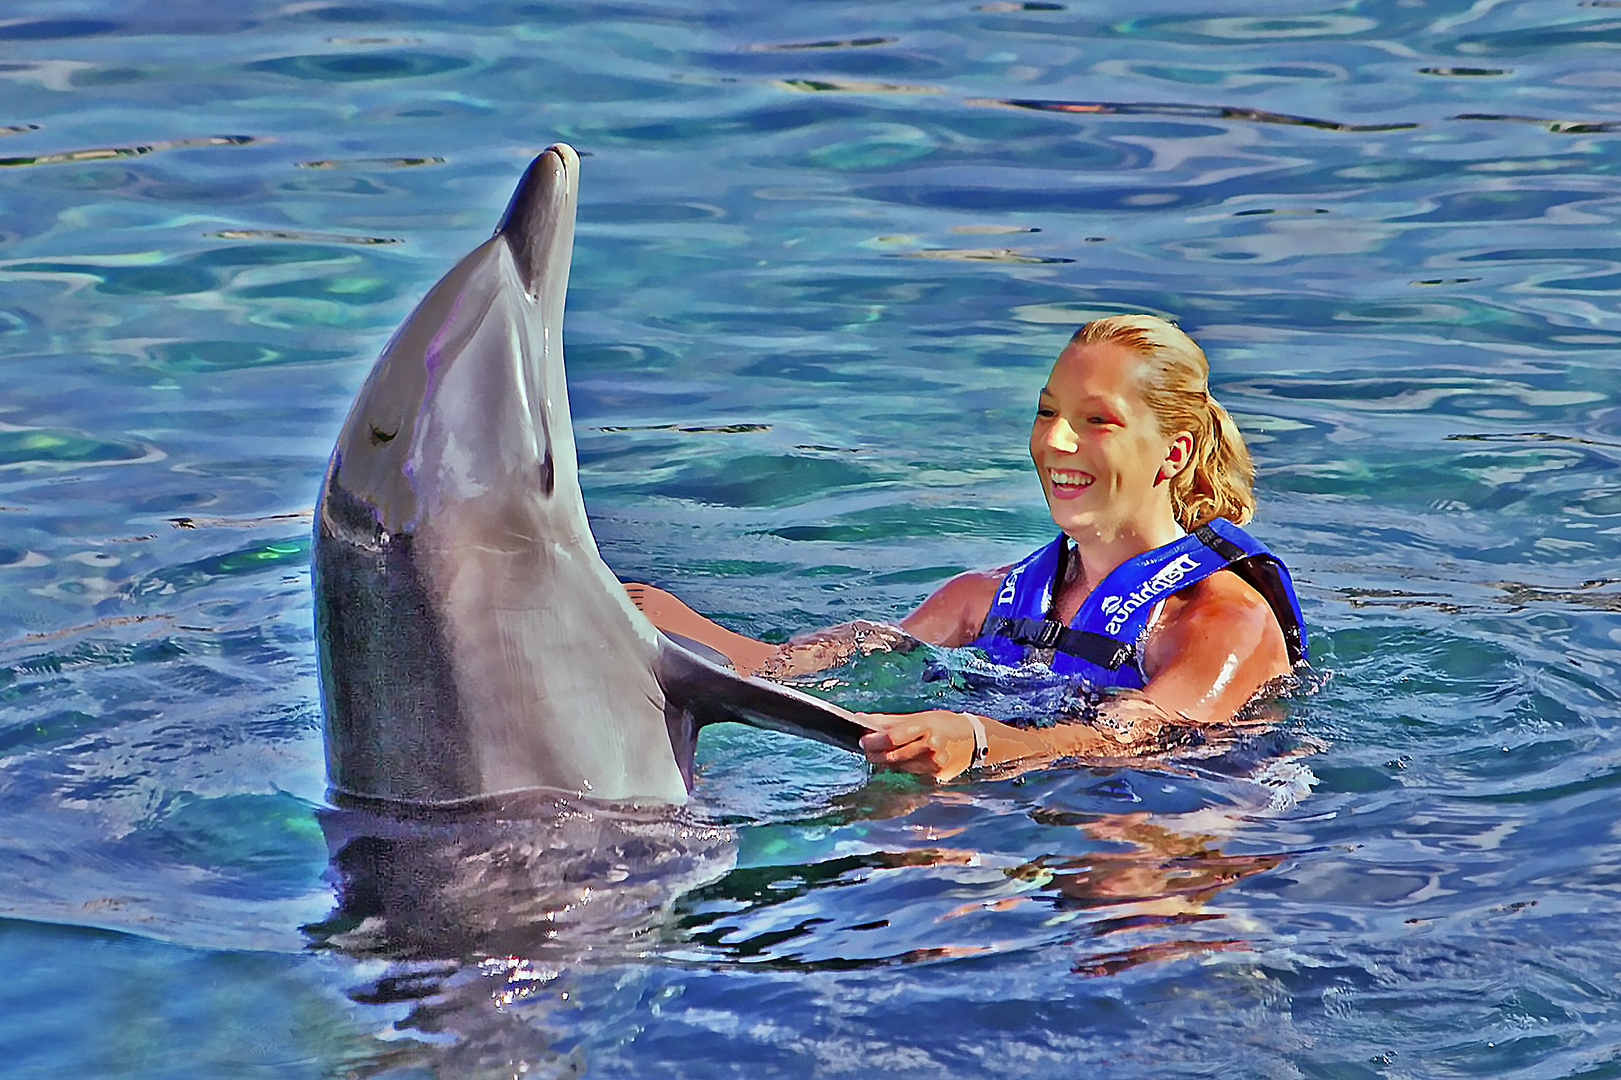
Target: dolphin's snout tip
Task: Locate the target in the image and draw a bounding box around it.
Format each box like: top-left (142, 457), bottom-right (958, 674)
top-left (494, 143), bottom-right (581, 291)
top-left (544, 142), bottom-right (579, 172)
top-left (526, 143), bottom-right (578, 192)
top-left (508, 145), bottom-right (575, 206)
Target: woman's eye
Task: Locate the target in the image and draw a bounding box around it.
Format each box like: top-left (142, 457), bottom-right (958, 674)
top-left (1035, 406), bottom-right (1056, 418)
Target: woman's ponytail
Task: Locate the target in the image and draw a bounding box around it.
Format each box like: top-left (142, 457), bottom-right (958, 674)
top-left (1168, 392), bottom-right (1255, 529)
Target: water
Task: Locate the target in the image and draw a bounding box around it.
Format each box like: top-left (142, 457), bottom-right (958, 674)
top-left (1, 0), bottom-right (1618, 1075)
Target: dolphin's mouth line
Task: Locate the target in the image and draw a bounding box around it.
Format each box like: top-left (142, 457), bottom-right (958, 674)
top-left (502, 145), bottom-right (577, 500)
top-left (546, 143), bottom-right (571, 181)
top-left (523, 145), bottom-right (570, 302)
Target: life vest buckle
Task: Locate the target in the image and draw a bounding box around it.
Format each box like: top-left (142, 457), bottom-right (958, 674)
top-left (1031, 619), bottom-right (1063, 648)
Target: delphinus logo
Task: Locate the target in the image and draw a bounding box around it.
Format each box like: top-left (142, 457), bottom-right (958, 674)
top-left (996, 562), bottom-right (1027, 607)
top-left (1098, 553), bottom-right (1204, 636)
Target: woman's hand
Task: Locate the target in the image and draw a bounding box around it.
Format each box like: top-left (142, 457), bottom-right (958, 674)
top-left (859, 710), bottom-right (990, 782)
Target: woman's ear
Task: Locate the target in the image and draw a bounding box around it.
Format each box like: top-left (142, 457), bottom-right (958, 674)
top-left (1156, 431), bottom-right (1195, 484)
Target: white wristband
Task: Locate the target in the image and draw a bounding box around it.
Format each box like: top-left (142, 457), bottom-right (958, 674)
top-left (965, 715), bottom-right (988, 770)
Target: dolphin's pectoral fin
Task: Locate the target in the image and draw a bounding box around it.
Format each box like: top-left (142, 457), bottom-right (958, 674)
top-left (655, 632), bottom-right (740, 793)
top-left (663, 701), bottom-right (700, 794)
top-left (658, 630), bottom-right (734, 671)
top-left (656, 638), bottom-right (873, 755)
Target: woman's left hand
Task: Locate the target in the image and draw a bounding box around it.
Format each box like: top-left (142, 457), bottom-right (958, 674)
top-left (859, 710), bottom-right (985, 782)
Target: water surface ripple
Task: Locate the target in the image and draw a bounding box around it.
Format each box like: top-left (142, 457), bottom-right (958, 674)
top-left (1, 1), bottom-right (1618, 1077)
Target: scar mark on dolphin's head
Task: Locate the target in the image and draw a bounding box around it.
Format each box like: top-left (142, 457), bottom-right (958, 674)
top-left (370, 424), bottom-right (397, 445)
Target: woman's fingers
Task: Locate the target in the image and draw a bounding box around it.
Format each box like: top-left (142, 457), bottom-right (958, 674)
top-left (859, 712), bottom-right (973, 781)
top-left (859, 723), bottom-right (925, 757)
top-left (859, 714), bottom-right (929, 752)
top-left (865, 738), bottom-right (947, 778)
top-left (623, 582), bottom-right (684, 620)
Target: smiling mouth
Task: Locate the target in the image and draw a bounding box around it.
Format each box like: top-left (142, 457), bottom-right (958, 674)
top-left (1043, 463), bottom-right (1095, 492)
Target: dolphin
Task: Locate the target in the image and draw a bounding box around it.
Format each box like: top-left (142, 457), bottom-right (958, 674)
top-left (312, 143), bottom-right (868, 808)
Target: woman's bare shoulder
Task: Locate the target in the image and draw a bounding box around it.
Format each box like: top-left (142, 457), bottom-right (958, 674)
top-left (1140, 569), bottom-right (1290, 721)
top-left (900, 565), bottom-right (1012, 647)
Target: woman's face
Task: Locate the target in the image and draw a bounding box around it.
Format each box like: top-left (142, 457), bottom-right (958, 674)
top-left (1028, 339), bottom-right (1186, 543)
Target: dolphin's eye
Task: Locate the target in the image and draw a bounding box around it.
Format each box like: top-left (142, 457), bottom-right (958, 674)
top-left (369, 424), bottom-right (397, 445)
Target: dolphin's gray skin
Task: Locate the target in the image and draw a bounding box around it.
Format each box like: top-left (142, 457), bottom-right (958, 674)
top-left (313, 143), bottom-right (868, 807)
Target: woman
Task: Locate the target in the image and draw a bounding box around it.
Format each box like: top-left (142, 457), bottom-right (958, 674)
top-left (629, 314), bottom-right (1307, 781)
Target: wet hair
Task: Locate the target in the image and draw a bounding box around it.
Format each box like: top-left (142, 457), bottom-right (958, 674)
top-left (1069, 314), bottom-right (1256, 528)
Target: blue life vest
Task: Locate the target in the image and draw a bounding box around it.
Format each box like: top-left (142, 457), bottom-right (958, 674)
top-left (970, 518), bottom-right (1307, 690)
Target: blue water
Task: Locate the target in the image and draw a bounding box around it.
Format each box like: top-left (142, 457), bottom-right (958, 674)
top-left (2, 1), bottom-right (1619, 1076)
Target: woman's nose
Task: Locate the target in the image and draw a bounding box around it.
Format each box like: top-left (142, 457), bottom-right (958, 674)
top-left (1041, 418), bottom-right (1079, 453)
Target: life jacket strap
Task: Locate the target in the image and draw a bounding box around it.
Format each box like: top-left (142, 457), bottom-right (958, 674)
top-left (978, 615), bottom-right (1136, 671)
top-left (1192, 522), bottom-right (1247, 562)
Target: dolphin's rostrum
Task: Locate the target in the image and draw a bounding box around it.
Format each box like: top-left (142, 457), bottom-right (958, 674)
top-left (313, 144), bottom-right (868, 808)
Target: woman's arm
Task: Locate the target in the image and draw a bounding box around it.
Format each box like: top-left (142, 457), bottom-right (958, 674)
top-left (897, 568), bottom-right (1007, 647)
top-left (625, 567), bottom-right (1005, 678)
top-left (625, 583), bottom-right (927, 677)
top-left (1135, 570), bottom-right (1291, 723)
top-left (859, 695), bottom-right (1188, 781)
top-left (623, 583), bottom-right (780, 673)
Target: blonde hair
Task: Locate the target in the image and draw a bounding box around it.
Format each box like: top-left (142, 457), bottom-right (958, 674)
top-left (1070, 314), bottom-right (1256, 529)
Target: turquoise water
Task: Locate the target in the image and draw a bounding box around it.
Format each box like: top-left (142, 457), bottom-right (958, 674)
top-left (2, 0), bottom-right (1619, 1075)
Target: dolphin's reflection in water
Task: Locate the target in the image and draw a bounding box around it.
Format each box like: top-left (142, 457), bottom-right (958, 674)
top-left (304, 793), bottom-right (737, 1078)
top-left (308, 793), bottom-right (735, 962)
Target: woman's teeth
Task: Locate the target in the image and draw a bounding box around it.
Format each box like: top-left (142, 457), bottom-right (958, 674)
top-left (1049, 470), bottom-right (1091, 488)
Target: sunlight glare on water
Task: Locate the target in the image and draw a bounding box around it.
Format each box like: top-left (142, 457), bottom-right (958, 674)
top-left (1, 1), bottom-right (1619, 1077)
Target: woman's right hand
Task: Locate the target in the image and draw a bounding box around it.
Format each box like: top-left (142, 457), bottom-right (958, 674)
top-left (858, 710), bottom-right (991, 782)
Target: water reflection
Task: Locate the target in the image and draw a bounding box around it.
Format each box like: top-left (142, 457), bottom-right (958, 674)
top-left (743, 37), bottom-right (899, 52)
top-left (1452, 113), bottom-right (1621, 135)
top-left (304, 794), bottom-right (737, 1078)
top-left (307, 794), bottom-right (736, 963)
top-left (304, 731), bottom-right (1316, 1072)
top-left (774, 78), bottom-right (942, 95)
top-left (966, 96), bottom-right (1419, 132)
top-left (899, 247), bottom-right (1074, 264)
top-left (671, 757), bottom-right (1310, 978)
top-left (0, 134), bottom-right (258, 169)
top-left (297, 156), bottom-right (447, 169)
top-left (206, 228), bottom-right (402, 245)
